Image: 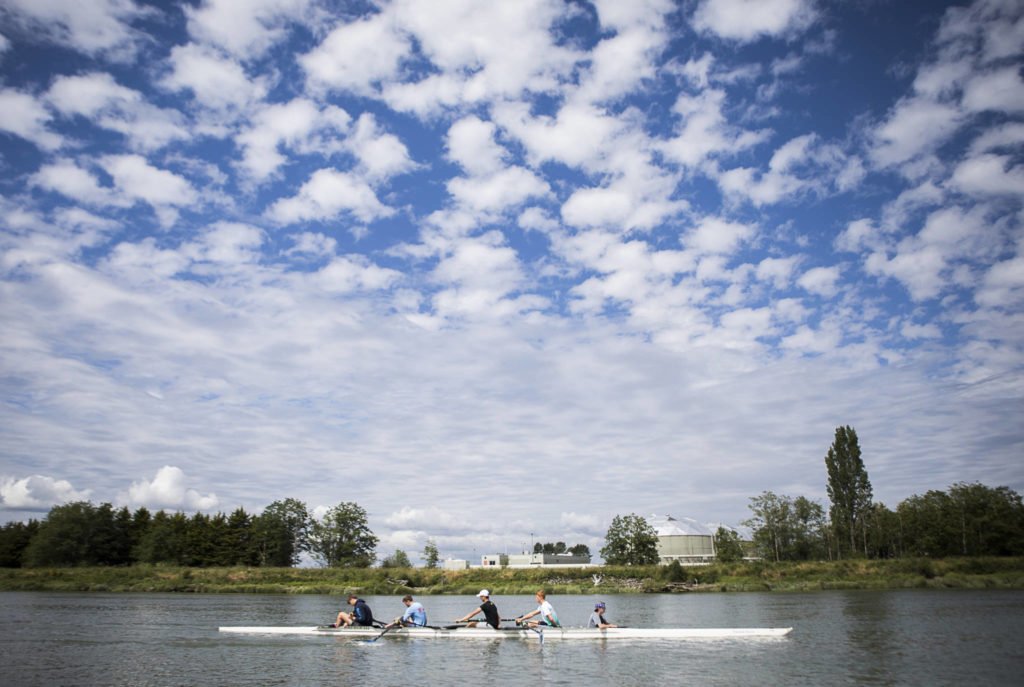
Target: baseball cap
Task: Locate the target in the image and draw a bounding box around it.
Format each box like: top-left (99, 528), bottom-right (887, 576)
top-left (594, 601), bottom-right (605, 609)
top-left (477, 589), bottom-right (490, 598)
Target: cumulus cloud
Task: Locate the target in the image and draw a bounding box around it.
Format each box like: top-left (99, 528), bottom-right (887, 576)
top-left (2, 0), bottom-right (149, 60)
top-left (0, 475), bottom-right (91, 511)
top-left (692, 0), bottom-right (817, 43)
top-left (0, 88), bottom-right (63, 150)
top-left (126, 466), bottom-right (218, 511)
top-left (267, 168), bottom-right (394, 224)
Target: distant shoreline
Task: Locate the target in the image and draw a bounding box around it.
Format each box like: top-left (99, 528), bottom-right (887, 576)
top-left (2, 558), bottom-right (1023, 594)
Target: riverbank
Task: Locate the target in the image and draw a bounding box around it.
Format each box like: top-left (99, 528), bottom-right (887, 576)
top-left (2, 557), bottom-right (1022, 594)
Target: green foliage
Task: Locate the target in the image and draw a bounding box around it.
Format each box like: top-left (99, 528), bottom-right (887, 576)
top-left (0, 520), bottom-right (39, 567)
top-left (380, 549), bottom-right (412, 568)
top-left (422, 539), bottom-right (440, 569)
top-left (743, 492), bottom-right (828, 562)
top-left (253, 498), bottom-right (310, 567)
top-left (825, 425), bottom-right (873, 557)
top-left (897, 483), bottom-right (1024, 557)
top-left (308, 501), bottom-right (377, 568)
top-left (601, 513), bottom-right (659, 565)
top-left (714, 526), bottom-right (745, 562)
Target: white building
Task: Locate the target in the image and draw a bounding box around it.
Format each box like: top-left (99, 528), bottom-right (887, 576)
top-left (648, 514), bottom-right (719, 565)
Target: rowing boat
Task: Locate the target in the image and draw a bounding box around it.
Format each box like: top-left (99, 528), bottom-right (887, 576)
top-left (218, 625), bottom-right (792, 640)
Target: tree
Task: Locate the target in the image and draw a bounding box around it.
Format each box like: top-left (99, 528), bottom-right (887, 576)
top-left (422, 539), bottom-right (440, 568)
top-left (24, 501), bottom-right (119, 567)
top-left (825, 425), bottom-right (873, 557)
top-left (380, 549), bottom-right (412, 568)
top-left (744, 492), bottom-right (828, 561)
top-left (714, 526), bottom-right (745, 562)
top-left (253, 498), bottom-right (310, 567)
top-left (568, 543), bottom-right (591, 557)
top-left (0, 520), bottom-right (39, 567)
top-left (600, 514), bottom-right (659, 565)
top-left (308, 502), bottom-right (377, 567)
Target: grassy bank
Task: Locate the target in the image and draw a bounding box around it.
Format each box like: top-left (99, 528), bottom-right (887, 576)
top-left (2, 558), bottom-right (1023, 594)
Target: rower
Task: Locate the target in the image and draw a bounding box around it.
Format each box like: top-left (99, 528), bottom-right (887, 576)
top-left (455, 589), bottom-right (501, 628)
top-left (333, 594), bottom-right (374, 627)
top-left (515, 589), bottom-right (560, 628)
top-left (588, 601), bottom-right (617, 628)
top-left (391, 594), bottom-right (427, 627)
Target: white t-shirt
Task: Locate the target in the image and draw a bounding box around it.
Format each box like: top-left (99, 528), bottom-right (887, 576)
top-left (536, 600), bottom-right (558, 626)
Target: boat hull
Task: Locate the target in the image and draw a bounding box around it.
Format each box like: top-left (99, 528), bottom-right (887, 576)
top-left (218, 625), bottom-right (792, 640)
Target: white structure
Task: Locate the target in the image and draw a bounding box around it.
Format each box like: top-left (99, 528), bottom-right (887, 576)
top-left (443, 558), bottom-right (470, 571)
top-left (504, 552), bottom-right (590, 567)
top-left (648, 514), bottom-right (718, 565)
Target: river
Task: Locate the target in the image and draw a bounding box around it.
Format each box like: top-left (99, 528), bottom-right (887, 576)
top-left (1, 589), bottom-right (1022, 685)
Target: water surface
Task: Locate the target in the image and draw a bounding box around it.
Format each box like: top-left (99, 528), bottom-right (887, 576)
top-left (1, 590), bottom-right (1021, 685)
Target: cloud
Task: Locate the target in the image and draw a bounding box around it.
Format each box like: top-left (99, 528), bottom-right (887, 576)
top-left (301, 12), bottom-right (410, 95)
top-left (47, 72), bottom-right (189, 151)
top-left (798, 265), bottom-right (841, 297)
top-left (266, 168), bottom-right (395, 224)
top-left (234, 98), bottom-right (350, 181)
top-left (0, 89), bottom-right (63, 150)
top-left (184, 0), bottom-right (315, 61)
top-left (2, 0), bottom-right (149, 60)
top-left (126, 466), bottom-right (218, 511)
top-left (0, 475), bottom-right (91, 511)
top-left (161, 43), bottom-right (269, 111)
top-left (692, 0), bottom-right (817, 43)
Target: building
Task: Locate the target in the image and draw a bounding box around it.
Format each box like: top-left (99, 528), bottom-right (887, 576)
top-left (648, 514), bottom-right (718, 565)
top-left (503, 552), bottom-right (590, 567)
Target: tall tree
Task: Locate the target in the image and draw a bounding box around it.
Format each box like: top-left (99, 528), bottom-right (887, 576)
top-left (600, 513), bottom-right (659, 565)
top-left (307, 502), bottom-right (377, 568)
top-left (0, 520), bottom-right (39, 567)
top-left (713, 526), bottom-right (745, 562)
top-left (253, 498), bottom-right (310, 567)
top-left (422, 539), bottom-right (440, 569)
top-left (825, 425), bottom-right (873, 557)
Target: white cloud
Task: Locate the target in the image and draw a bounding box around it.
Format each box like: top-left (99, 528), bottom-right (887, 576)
top-left (2, 0), bottom-right (148, 60)
top-left (126, 466), bottom-right (218, 511)
top-left (692, 0), bottom-right (816, 43)
top-left (686, 217), bottom-right (756, 255)
top-left (47, 72), bottom-right (189, 151)
top-left (961, 66), bottom-right (1024, 113)
top-left (949, 154), bottom-right (1024, 196)
top-left (870, 97), bottom-right (963, 168)
top-left (301, 12), bottom-right (410, 95)
top-left (267, 168), bottom-right (394, 224)
top-left (162, 43), bottom-right (269, 111)
top-left (235, 98), bottom-right (350, 181)
top-left (1, 475), bottom-right (91, 511)
top-left (347, 113), bottom-right (416, 182)
top-left (0, 88), bottom-right (62, 150)
top-left (100, 154), bottom-right (198, 210)
top-left (184, 0), bottom-right (314, 60)
top-left (798, 265), bottom-right (841, 297)
top-left (31, 159), bottom-right (122, 207)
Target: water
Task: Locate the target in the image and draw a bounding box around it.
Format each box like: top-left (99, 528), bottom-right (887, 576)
top-left (1, 590), bottom-right (1022, 686)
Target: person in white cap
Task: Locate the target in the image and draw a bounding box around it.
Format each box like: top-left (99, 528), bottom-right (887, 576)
top-left (455, 589), bottom-right (501, 628)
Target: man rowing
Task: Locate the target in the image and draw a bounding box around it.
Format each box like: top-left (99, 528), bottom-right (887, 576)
top-left (333, 594), bottom-right (374, 627)
top-left (389, 594), bottom-right (427, 627)
top-left (588, 601), bottom-right (617, 628)
top-left (515, 589), bottom-right (560, 628)
top-left (455, 589), bottom-right (501, 629)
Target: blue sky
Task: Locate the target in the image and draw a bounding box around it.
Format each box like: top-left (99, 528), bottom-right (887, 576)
top-left (1, 0), bottom-right (1022, 563)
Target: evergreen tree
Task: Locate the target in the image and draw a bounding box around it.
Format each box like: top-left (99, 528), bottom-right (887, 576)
top-left (825, 425), bottom-right (873, 557)
top-left (600, 513), bottom-right (659, 565)
top-left (0, 520), bottom-right (39, 567)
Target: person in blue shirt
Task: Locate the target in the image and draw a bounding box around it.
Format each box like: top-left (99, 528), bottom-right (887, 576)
top-left (391, 594), bottom-right (427, 627)
top-left (333, 595), bottom-right (375, 627)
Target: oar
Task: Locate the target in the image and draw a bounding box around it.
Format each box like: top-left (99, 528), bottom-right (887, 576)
top-left (511, 614), bottom-right (545, 644)
top-left (365, 622), bottom-right (400, 643)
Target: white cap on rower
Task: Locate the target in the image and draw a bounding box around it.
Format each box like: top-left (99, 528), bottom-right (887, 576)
top-left (477, 589), bottom-right (490, 598)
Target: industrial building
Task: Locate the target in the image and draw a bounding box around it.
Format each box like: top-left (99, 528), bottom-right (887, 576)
top-left (648, 514), bottom-right (720, 565)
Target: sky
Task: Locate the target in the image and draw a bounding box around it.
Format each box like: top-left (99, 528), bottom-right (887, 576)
top-left (1, 0), bottom-right (1022, 564)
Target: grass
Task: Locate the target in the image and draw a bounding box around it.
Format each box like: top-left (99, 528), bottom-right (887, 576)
top-left (1, 558), bottom-right (1022, 594)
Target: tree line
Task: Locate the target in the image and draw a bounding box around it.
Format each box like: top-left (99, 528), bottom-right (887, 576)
top-left (598, 426), bottom-right (1024, 565)
top-left (731, 426), bottom-right (1024, 562)
top-left (0, 498), bottom-right (379, 569)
